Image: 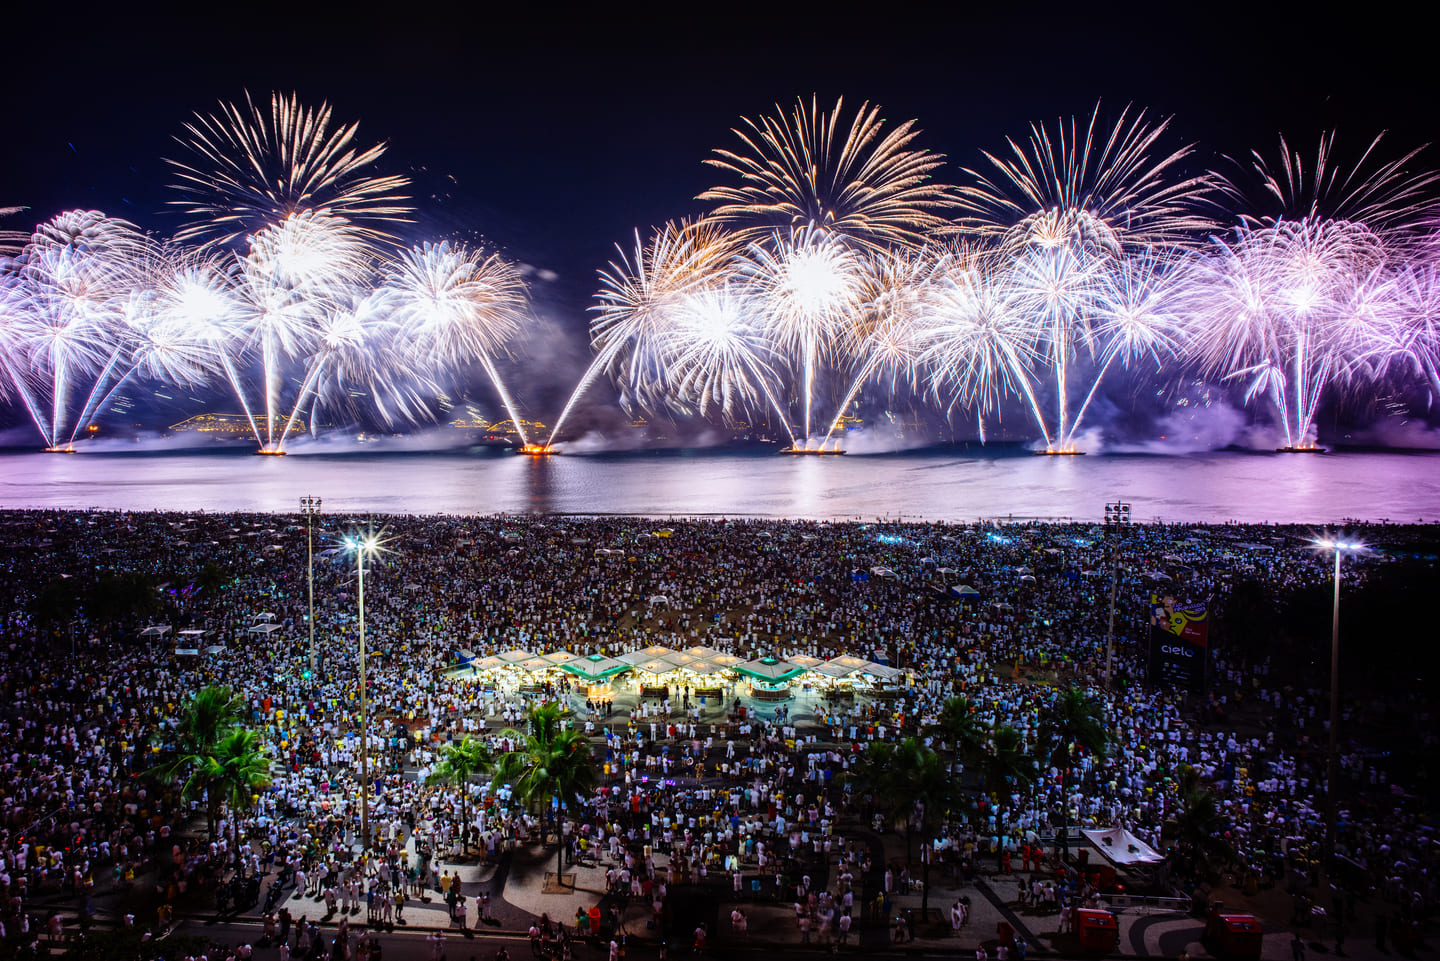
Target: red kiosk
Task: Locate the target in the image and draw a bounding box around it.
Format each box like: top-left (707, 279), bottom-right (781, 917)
top-left (1075, 908), bottom-right (1120, 952)
top-left (1204, 904), bottom-right (1263, 959)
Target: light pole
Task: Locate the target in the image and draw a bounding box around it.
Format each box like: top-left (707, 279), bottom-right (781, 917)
top-left (300, 496), bottom-right (322, 678)
top-left (345, 532), bottom-right (381, 853)
top-left (1315, 535), bottom-right (1366, 869)
top-left (1103, 500), bottom-right (1130, 688)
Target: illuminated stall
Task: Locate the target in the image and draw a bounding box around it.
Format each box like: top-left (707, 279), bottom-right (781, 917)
top-left (734, 657), bottom-right (808, 700)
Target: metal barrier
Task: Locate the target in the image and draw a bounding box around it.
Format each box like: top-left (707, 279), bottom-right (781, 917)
top-left (1101, 894), bottom-right (1191, 914)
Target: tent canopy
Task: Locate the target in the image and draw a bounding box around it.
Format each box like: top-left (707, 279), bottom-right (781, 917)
top-left (560, 655), bottom-right (631, 682)
top-left (682, 645), bottom-right (724, 659)
top-left (247, 623), bottom-right (282, 634)
top-left (734, 658), bottom-right (807, 682)
top-left (1081, 827), bottom-right (1164, 865)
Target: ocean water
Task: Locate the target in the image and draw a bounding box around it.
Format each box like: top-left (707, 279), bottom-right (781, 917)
top-left (1, 444), bottom-right (1437, 523)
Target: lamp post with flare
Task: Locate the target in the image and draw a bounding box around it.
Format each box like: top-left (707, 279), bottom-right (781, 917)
top-left (344, 531), bottom-right (383, 853)
top-left (299, 496), bottom-right (321, 678)
top-left (1104, 500), bottom-right (1130, 688)
top-left (1314, 535), bottom-right (1367, 869)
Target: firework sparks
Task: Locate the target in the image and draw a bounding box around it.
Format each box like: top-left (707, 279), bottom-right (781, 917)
top-left (700, 95), bottom-right (956, 251)
top-left (384, 241), bottom-right (530, 443)
top-left (958, 102), bottom-right (1217, 254)
top-left (740, 225), bottom-right (865, 440)
top-left (1225, 132), bottom-right (1440, 238)
top-left (1181, 220), bottom-right (1391, 447)
top-left (168, 91), bottom-right (413, 246)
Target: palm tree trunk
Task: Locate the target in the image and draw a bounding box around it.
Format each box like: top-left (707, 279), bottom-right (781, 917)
top-left (921, 847), bottom-right (931, 917)
top-left (1059, 761), bottom-right (1071, 861)
top-left (556, 814), bottom-right (565, 887)
top-left (460, 793), bottom-right (469, 855)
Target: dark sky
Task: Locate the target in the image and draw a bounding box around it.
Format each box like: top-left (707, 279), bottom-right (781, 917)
top-left (6, 1), bottom-right (1438, 416)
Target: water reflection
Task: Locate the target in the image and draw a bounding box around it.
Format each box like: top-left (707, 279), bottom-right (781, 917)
top-left (0, 447), bottom-right (1437, 523)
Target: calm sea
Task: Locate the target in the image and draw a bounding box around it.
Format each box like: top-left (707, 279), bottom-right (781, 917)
top-left (1, 443), bottom-right (1437, 523)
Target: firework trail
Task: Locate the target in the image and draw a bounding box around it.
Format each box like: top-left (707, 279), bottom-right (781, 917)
top-left (150, 255), bottom-right (263, 442)
top-left (6, 213), bottom-right (155, 448)
top-left (274, 291), bottom-right (431, 449)
top-left (553, 220), bottom-right (743, 444)
top-left (1181, 220), bottom-right (1390, 447)
top-left (700, 95), bottom-right (956, 251)
top-left (70, 266), bottom-right (221, 445)
top-left (168, 91), bottom-right (413, 247)
top-left (919, 248), bottom-right (1049, 443)
top-left (663, 283), bottom-right (789, 428)
top-left (234, 213), bottom-right (373, 449)
top-left (739, 224), bottom-right (865, 441)
top-left (820, 247), bottom-right (938, 445)
top-left (1, 207), bottom-right (30, 257)
top-left (1224, 132), bottom-right (1440, 238)
top-left (1065, 249), bottom-right (1186, 437)
top-left (957, 102), bottom-right (1216, 255)
top-left (384, 241), bottom-right (530, 443)
top-left (1005, 242), bottom-right (1104, 449)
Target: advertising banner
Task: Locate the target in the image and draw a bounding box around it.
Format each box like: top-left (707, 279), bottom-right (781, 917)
top-left (1148, 593), bottom-right (1208, 692)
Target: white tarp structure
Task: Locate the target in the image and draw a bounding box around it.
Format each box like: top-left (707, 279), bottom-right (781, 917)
top-left (1082, 827), bottom-right (1164, 865)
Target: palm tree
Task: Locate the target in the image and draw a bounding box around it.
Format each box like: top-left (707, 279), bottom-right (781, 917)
top-left (150, 685), bottom-right (249, 838)
top-left (196, 728), bottom-right (272, 873)
top-left (927, 695), bottom-right (986, 772)
top-left (978, 724), bottom-right (1037, 838)
top-left (491, 703), bottom-right (599, 886)
top-left (1164, 767), bottom-right (1237, 881)
top-left (894, 738), bottom-right (963, 919)
top-left (175, 686), bottom-right (249, 756)
top-left (425, 735), bottom-right (496, 856)
top-left (1039, 687), bottom-right (1109, 860)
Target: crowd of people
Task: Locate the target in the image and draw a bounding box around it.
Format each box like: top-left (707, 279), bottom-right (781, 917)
top-left (0, 508), bottom-right (1435, 956)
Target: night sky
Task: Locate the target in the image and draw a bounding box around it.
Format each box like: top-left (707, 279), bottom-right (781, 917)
top-left (6, 1), bottom-right (1439, 424)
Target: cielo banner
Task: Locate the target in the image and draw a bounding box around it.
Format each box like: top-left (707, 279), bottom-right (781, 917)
top-left (1147, 593), bottom-right (1208, 692)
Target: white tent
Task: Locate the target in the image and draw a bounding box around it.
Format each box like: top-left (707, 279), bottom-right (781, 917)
top-left (859, 662), bottom-right (904, 681)
top-left (1081, 827), bottom-right (1164, 866)
top-left (139, 625), bottom-right (171, 637)
top-left (809, 659), bottom-right (861, 679)
top-left (247, 623), bottom-right (282, 634)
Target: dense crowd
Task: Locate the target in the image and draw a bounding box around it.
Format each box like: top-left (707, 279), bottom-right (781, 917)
top-left (0, 509), bottom-right (1435, 954)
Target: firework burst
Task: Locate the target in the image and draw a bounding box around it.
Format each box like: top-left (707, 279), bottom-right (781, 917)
top-left (1224, 132), bottom-right (1440, 239)
top-left (384, 241), bottom-right (530, 442)
top-left (739, 225), bottom-right (865, 440)
top-left (550, 220), bottom-right (742, 443)
top-left (958, 102), bottom-right (1216, 255)
top-left (920, 249), bottom-right (1046, 438)
top-left (168, 91), bottom-right (413, 246)
top-left (700, 95), bottom-right (956, 250)
top-left (1181, 220), bottom-right (1390, 447)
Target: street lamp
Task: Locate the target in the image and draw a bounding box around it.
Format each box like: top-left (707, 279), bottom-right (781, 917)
top-left (1314, 535), bottom-right (1366, 869)
top-left (299, 497), bottom-right (322, 677)
top-left (344, 531), bottom-right (383, 853)
top-left (1103, 501), bottom-right (1130, 688)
